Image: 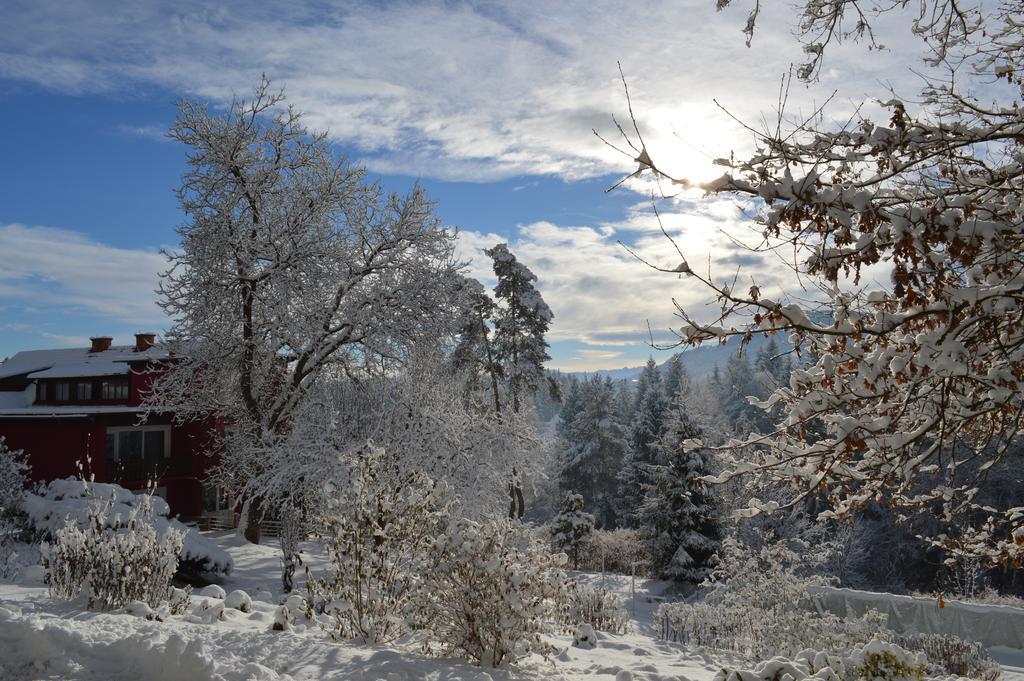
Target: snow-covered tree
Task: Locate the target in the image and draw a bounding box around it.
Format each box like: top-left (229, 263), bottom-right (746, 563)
top-left (485, 243), bottom-right (553, 415)
top-left (609, 2), bottom-right (1024, 562)
top-left (639, 381), bottom-right (721, 582)
top-left (618, 359), bottom-right (668, 526)
top-left (560, 376), bottom-right (628, 527)
top-left (551, 492), bottom-right (594, 569)
top-left (147, 78), bottom-right (460, 543)
top-left (450, 276), bottom-right (503, 413)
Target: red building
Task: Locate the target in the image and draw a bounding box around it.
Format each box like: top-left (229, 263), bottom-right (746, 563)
top-left (0, 334), bottom-right (222, 519)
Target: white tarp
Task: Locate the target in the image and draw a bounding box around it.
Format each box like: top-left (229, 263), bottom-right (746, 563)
top-left (808, 585), bottom-right (1024, 650)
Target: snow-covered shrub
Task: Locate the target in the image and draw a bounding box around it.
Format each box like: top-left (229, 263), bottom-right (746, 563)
top-left (416, 517), bottom-right (568, 668)
top-left (25, 478), bottom-right (232, 577)
top-left (0, 437), bottom-right (30, 578)
top-left (573, 623), bottom-right (597, 649)
top-left (306, 445), bottom-right (451, 644)
top-left (657, 536), bottom-right (884, 658)
top-left (224, 589), bottom-right (252, 612)
top-left (551, 492), bottom-right (593, 569)
top-left (712, 640), bottom-right (928, 681)
top-left (0, 437), bottom-right (28, 521)
top-left (45, 493), bottom-right (183, 610)
top-left (851, 639), bottom-right (928, 681)
top-left (887, 632), bottom-right (1001, 681)
top-left (576, 528), bottom-right (650, 576)
top-left (561, 581), bottom-right (629, 634)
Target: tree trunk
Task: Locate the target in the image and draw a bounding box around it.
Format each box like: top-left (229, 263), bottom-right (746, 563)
top-left (244, 495), bottom-right (263, 544)
top-left (508, 468), bottom-right (525, 519)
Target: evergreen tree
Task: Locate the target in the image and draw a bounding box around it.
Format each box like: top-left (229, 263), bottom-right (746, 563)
top-left (556, 374), bottom-right (583, 442)
top-left (663, 355), bottom-right (685, 401)
top-left (639, 383), bottom-right (721, 583)
top-left (618, 359), bottom-right (667, 526)
top-left (614, 379), bottom-right (633, 426)
top-left (551, 492), bottom-right (594, 570)
top-left (451, 277), bottom-right (502, 413)
top-left (485, 243), bottom-right (553, 414)
top-left (559, 376), bottom-right (627, 527)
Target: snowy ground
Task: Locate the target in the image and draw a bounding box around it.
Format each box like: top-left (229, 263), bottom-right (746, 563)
top-left (0, 532), bottom-right (1020, 681)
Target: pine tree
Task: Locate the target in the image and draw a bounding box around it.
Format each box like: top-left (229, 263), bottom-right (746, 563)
top-left (485, 243), bottom-right (553, 415)
top-left (559, 376), bottom-right (627, 528)
top-left (451, 276), bottom-right (503, 414)
top-left (551, 492), bottom-right (594, 570)
top-left (639, 383), bottom-right (721, 583)
top-left (663, 355), bottom-right (685, 401)
top-left (618, 359), bottom-right (667, 526)
top-left (614, 378), bottom-right (634, 425)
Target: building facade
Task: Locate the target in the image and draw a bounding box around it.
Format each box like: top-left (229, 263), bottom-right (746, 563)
top-left (0, 334), bottom-right (221, 519)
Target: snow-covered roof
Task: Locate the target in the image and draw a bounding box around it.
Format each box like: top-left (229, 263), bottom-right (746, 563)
top-left (0, 344), bottom-right (169, 381)
top-left (0, 386), bottom-right (34, 410)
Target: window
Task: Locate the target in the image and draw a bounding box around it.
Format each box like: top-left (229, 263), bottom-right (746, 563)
top-left (37, 382), bottom-right (47, 401)
top-left (105, 426), bottom-right (172, 481)
top-left (77, 382), bottom-right (93, 400)
top-left (54, 382), bottom-right (70, 401)
top-left (101, 380), bottom-right (129, 400)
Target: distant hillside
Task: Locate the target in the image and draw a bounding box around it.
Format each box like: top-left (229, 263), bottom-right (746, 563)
top-left (574, 332), bottom-right (794, 383)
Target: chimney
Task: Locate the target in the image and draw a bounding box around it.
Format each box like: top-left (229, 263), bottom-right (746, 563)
top-left (90, 336), bottom-right (113, 353)
top-left (134, 332), bottom-right (157, 352)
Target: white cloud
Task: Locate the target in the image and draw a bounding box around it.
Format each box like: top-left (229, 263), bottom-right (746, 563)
top-left (0, 224), bottom-right (168, 328)
top-left (456, 193), bottom-right (801, 362)
top-left (0, 1), bottom-right (930, 184)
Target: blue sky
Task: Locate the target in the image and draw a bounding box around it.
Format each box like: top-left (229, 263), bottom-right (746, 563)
top-left (0, 1), bottom-right (921, 369)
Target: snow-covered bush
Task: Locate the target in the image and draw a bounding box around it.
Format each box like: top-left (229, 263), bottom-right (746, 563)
top-left (713, 640), bottom-right (929, 681)
top-left (657, 537), bottom-right (883, 658)
top-left (306, 445), bottom-right (451, 644)
top-left (551, 493), bottom-right (593, 569)
top-left (25, 478), bottom-right (232, 577)
top-left (416, 517), bottom-right (568, 667)
top-left (576, 528), bottom-right (650, 577)
top-left (561, 581), bottom-right (629, 635)
top-left (0, 437), bottom-right (30, 579)
top-left (887, 632), bottom-right (1001, 681)
top-left (0, 437), bottom-right (28, 521)
top-left (45, 493), bottom-right (183, 610)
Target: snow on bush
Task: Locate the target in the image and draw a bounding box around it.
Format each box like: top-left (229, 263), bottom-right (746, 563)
top-left (886, 632), bottom-right (1001, 681)
top-left (561, 581), bottom-right (629, 635)
top-left (416, 517), bottom-right (568, 668)
top-left (305, 445), bottom-right (451, 644)
top-left (657, 537), bottom-right (886, 658)
top-left (45, 494), bottom-right (184, 611)
top-left (0, 436), bottom-right (28, 521)
top-left (24, 478), bottom-right (232, 576)
top-left (551, 492), bottom-right (593, 570)
top-left (660, 537), bottom-right (1001, 679)
top-left (713, 640), bottom-right (929, 681)
top-left (225, 589), bottom-right (252, 613)
top-left (0, 436), bottom-right (30, 578)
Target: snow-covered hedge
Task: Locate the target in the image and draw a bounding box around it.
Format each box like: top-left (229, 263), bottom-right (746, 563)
top-left (25, 479), bottom-right (232, 576)
top-left (45, 495), bottom-right (183, 610)
top-left (416, 517), bottom-right (568, 667)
